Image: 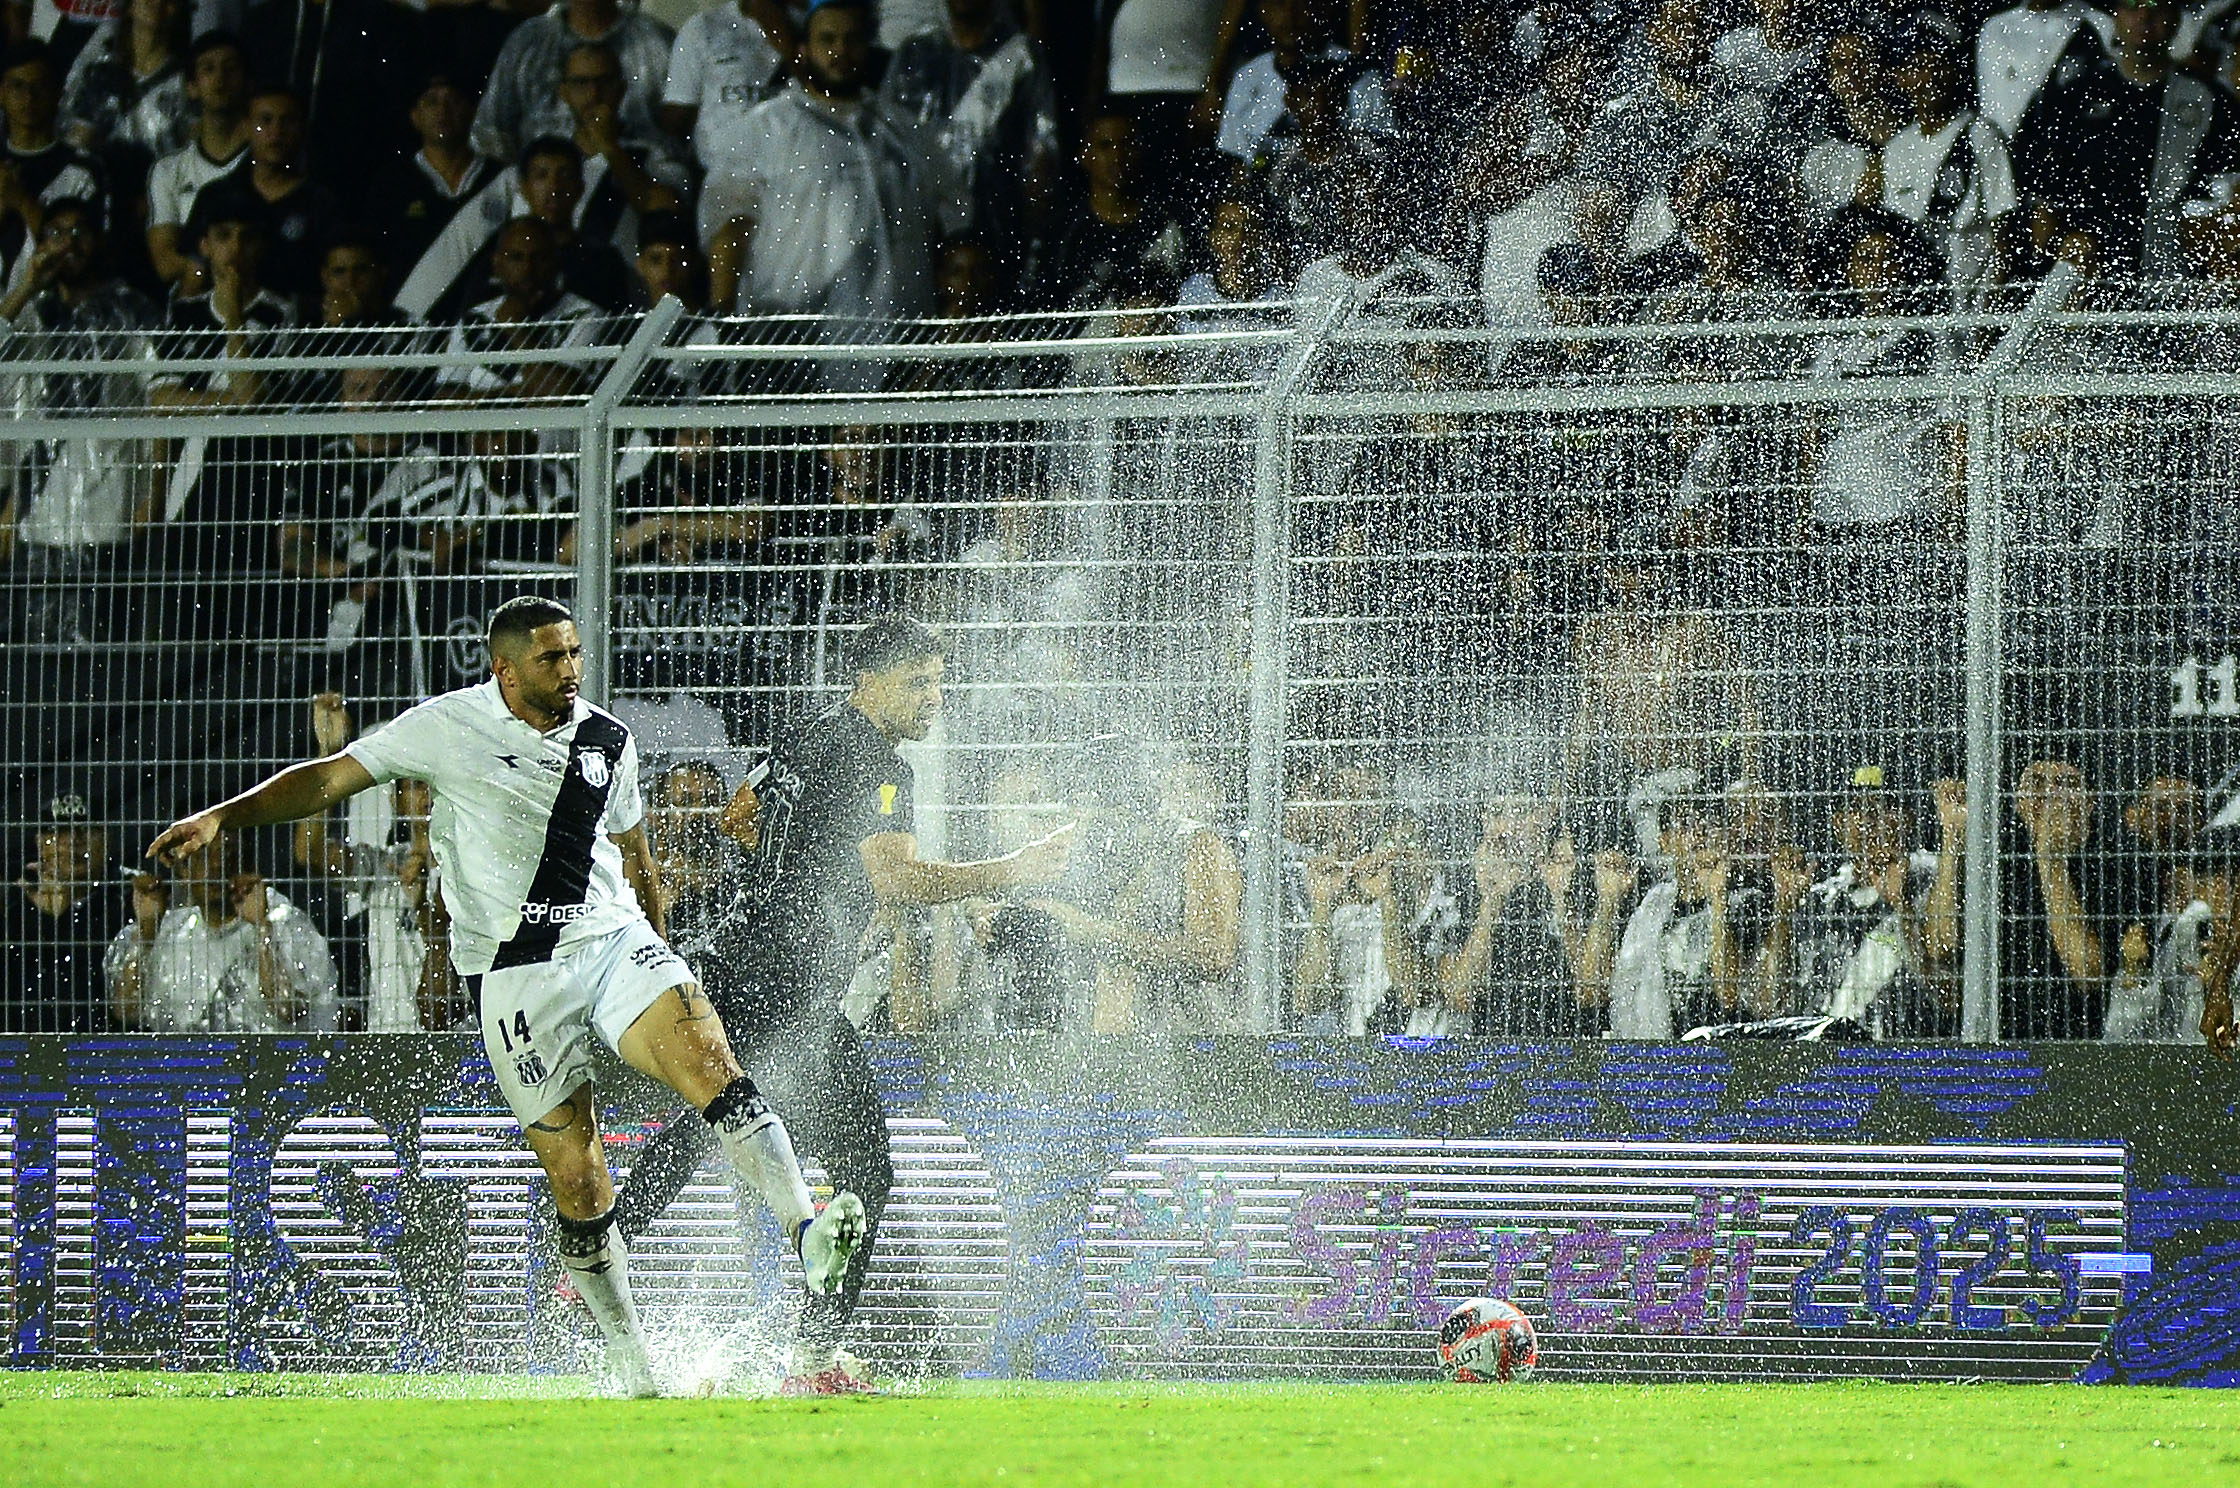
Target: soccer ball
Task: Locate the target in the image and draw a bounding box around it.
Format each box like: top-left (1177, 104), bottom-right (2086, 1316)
top-left (1436, 1297), bottom-right (1538, 1382)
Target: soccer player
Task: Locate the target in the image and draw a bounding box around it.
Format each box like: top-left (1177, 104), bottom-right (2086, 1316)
top-left (145, 596), bottom-right (863, 1397)
top-left (612, 614), bottom-right (1073, 1394)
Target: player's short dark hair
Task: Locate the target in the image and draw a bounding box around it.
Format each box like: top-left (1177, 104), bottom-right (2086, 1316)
top-left (487, 595), bottom-right (575, 657)
top-left (847, 614), bottom-right (944, 678)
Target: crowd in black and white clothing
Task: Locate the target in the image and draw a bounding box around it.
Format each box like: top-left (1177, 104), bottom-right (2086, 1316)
top-left (4, 0), bottom-right (2240, 1040)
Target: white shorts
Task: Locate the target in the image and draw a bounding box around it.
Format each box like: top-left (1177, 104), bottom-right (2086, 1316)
top-left (472, 919), bottom-right (697, 1126)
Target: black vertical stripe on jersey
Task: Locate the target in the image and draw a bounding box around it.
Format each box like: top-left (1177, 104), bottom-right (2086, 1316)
top-left (491, 713), bottom-right (629, 971)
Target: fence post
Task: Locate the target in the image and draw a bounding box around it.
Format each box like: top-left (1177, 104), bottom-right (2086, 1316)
top-left (1961, 265), bottom-right (2075, 1042)
top-left (1242, 297), bottom-right (1343, 1032)
top-left (1084, 355), bottom-right (1117, 563)
top-left (1960, 389), bottom-right (2003, 1043)
top-left (577, 298), bottom-right (685, 701)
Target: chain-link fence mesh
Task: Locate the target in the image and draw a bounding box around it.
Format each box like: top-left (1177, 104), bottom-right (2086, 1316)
top-left (3, 293), bottom-right (2233, 1043)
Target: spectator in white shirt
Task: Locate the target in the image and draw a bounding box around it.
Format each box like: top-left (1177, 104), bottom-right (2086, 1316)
top-left (661, 0), bottom-right (792, 243)
top-left (57, 0), bottom-right (191, 181)
top-left (880, 0), bottom-right (1063, 284)
top-left (1593, 772), bottom-right (1780, 1038)
top-left (142, 27), bottom-right (245, 287)
top-left (1288, 768), bottom-right (1450, 1036)
top-left (706, 0), bottom-right (964, 326)
top-left (1713, 0), bottom-right (1824, 92)
top-left (292, 693), bottom-right (460, 1031)
top-left (471, 0), bottom-right (674, 165)
top-left (107, 836), bottom-right (339, 1032)
top-left (1879, 10), bottom-right (2018, 296)
top-left (1214, 0), bottom-right (1388, 164)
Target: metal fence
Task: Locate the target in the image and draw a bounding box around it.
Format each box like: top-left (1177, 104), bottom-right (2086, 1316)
top-left (4, 277), bottom-right (2233, 1045)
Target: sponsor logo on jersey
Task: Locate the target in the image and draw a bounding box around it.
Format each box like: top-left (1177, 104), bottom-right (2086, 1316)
top-left (518, 902), bottom-right (593, 925)
top-left (580, 751), bottom-right (610, 789)
top-left (879, 783), bottom-right (898, 816)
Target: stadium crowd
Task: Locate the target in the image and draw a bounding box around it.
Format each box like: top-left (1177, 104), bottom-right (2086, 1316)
top-left (2, 0), bottom-right (2238, 1043)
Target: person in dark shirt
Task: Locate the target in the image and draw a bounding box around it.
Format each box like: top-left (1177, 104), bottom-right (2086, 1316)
top-left (1037, 110), bottom-right (1188, 310)
top-left (1789, 766), bottom-right (1964, 1038)
top-left (148, 191), bottom-right (292, 644)
top-left (151, 187), bottom-right (292, 381)
top-left (367, 72), bottom-right (501, 280)
top-left (609, 616), bottom-right (1074, 1395)
top-left (880, 0), bottom-right (1062, 287)
top-left (1, 788), bottom-right (125, 1031)
top-left (0, 40), bottom-right (109, 293)
top-left (1439, 794), bottom-right (1593, 1037)
top-left (645, 759), bottom-right (736, 957)
top-left (2009, 0), bottom-right (2240, 275)
top-left (2002, 756), bottom-right (2114, 1038)
top-left (205, 85), bottom-right (343, 311)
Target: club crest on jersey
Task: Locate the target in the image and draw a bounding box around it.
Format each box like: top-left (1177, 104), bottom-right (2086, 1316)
top-left (514, 1050), bottom-right (548, 1086)
top-left (579, 751), bottom-right (610, 789)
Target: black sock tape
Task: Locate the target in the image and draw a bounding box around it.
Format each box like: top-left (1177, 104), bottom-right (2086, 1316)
top-left (555, 1206), bottom-right (616, 1261)
top-left (703, 1075), bottom-right (771, 1133)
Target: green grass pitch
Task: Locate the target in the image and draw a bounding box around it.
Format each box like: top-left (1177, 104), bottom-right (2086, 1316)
top-left (0, 1375), bottom-right (2231, 1487)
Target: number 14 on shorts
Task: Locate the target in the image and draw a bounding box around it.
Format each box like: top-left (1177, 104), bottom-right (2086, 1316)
top-left (495, 1010), bottom-right (548, 1087)
top-left (496, 1009), bottom-right (535, 1052)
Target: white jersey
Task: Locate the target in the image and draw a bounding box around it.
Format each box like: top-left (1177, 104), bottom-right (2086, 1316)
top-left (146, 139), bottom-right (245, 229)
top-left (664, 3), bottom-right (788, 177)
top-left (344, 679), bottom-right (647, 977)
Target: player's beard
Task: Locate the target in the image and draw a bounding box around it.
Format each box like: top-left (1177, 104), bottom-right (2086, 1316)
top-left (522, 679), bottom-right (577, 722)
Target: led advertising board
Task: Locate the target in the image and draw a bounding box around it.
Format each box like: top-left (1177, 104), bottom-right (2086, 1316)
top-left (0, 1037), bottom-right (2231, 1384)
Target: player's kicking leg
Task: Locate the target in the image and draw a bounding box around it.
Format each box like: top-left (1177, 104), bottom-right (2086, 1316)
top-left (613, 979), bottom-right (868, 1298)
top-left (515, 1082), bottom-right (659, 1398)
top-left (477, 950), bottom-right (670, 1399)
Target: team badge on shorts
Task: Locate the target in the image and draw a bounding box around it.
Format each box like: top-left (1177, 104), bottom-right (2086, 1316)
top-left (579, 752), bottom-right (610, 789)
top-left (515, 1050), bottom-right (549, 1087)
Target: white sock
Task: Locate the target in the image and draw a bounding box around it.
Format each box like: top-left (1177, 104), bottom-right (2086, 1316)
top-left (791, 1338), bottom-right (838, 1376)
top-left (556, 1210), bottom-right (648, 1358)
top-left (705, 1078), bottom-right (816, 1242)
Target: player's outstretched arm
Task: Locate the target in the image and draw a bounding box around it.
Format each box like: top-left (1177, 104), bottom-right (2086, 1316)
top-left (860, 822), bottom-right (1076, 907)
top-left (146, 755), bottom-right (379, 867)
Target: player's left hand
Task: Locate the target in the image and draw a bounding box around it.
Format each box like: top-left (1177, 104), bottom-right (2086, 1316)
top-left (146, 810), bottom-right (222, 868)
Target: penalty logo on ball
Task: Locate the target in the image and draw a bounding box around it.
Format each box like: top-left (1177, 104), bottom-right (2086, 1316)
top-left (1437, 1298), bottom-right (1538, 1383)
